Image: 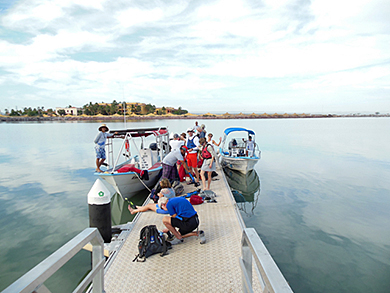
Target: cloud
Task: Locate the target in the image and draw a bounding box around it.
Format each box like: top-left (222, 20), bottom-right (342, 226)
top-left (0, 0), bottom-right (389, 113)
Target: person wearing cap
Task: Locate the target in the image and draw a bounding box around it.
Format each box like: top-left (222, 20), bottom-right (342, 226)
top-left (169, 133), bottom-right (185, 151)
top-left (161, 145), bottom-right (190, 180)
top-left (94, 124), bottom-right (117, 173)
top-left (197, 124), bottom-right (206, 139)
top-left (185, 128), bottom-right (200, 183)
top-left (158, 196), bottom-right (206, 245)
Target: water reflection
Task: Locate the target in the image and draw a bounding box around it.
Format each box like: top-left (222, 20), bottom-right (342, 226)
top-left (223, 168), bottom-right (260, 216)
top-left (110, 190), bottom-right (149, 226)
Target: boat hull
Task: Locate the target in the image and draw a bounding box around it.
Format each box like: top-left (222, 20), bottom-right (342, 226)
top-left (220, 155), bottom-right (259, 174)
top-left (223, 168), bottom-right (260, 197)
top-left (98, 167), bottom-right (162, 200)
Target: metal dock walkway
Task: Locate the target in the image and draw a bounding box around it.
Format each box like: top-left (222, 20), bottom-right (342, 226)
top-left (103, 163), bottom-right (280, 293)
top-left (2, 163), bottom-right (293, 293)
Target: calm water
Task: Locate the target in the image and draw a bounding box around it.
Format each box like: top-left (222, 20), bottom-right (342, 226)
top-left (0, 118), bottom-right (389, 292)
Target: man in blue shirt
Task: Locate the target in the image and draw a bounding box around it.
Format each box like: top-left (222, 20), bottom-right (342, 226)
top-left (158, 197), bottom-right (206, 245)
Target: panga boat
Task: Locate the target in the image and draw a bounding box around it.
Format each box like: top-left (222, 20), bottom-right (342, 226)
top-left (219, 127), bottom-right (261, 174)
top-left (95, 127), bottom-right (170, 200)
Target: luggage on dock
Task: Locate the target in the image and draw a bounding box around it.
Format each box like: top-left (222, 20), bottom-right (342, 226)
top-left (199, 190), bottom-right (216, 200)
top-left (190, 195), bottom-right (204, 205)
top-left (171, 180), bottom-right (184, 195)
top-left (133, 225), bottom-right (170, 262)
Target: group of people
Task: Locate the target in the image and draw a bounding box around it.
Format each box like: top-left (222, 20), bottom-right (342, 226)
top-left (128, 177), bottom-right (206, 245)
top-left (93, 122), bottom-right (219, 246)
top-left (162, 121), bottom-right (222, 191)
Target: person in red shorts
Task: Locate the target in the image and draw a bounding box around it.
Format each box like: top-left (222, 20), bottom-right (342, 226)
top-left (185, 128), bottom-right (200, 184)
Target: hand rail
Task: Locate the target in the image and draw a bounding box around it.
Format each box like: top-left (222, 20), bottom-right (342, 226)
top-left (2, 228), bottom-right (105, 293)
top-left (240, 228), bottom-right (293, 293)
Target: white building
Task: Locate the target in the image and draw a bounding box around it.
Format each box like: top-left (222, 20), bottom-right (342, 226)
top-left (55, 107), bottom-right (80, 116)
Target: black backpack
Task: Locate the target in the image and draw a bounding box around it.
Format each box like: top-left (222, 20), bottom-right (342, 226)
top-left (133, 225), bottom-right (170, 262)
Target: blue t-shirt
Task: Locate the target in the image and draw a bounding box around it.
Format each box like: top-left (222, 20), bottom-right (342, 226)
top-left (166, 197), bottom-right (197, 219)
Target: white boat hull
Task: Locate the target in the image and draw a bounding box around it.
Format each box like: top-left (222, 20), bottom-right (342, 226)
top-left (220, 155), bottom-right (260, 174)
top-left (98, 167), bottom-right (162, 200)
top-left (219, 126), bottom-right (261, 174)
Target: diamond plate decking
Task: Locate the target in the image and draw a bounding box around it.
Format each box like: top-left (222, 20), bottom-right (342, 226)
top-left (104, 164), bottom-right (262, 292)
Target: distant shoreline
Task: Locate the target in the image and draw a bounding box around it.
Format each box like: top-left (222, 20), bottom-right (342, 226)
top-left (1, 113), bottom-right (388, 122)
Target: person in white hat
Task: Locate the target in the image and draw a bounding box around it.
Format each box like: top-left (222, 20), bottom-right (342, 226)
top-left (94, 124), bottom-right (117, 172)
top-left (169, 133), bottom-right (185, 151)
top-left (185, 128), bottom-right (200, 183)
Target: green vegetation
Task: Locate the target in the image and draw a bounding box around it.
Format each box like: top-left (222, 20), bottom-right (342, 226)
top-left (3, 101), bottom-right (188, 116)
top-left (6, 106), bottom-right (49, 117)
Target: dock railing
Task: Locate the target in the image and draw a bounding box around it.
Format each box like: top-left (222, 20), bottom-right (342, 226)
top-left (2, 228), bottom-right (105, 293)
top-left (240, 228), bottom-right (293, 293)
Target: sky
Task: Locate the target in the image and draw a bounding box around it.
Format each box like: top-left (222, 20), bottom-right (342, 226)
top-left (0, 0), bottom-right (389, 114)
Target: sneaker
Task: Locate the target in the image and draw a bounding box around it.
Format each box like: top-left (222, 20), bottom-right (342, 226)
top-left (166, 231), bottom-right (175, 242)
top-left (169, 238), bottom-right (184, 245)
top-left (199, 230), bottom-right (206, 244)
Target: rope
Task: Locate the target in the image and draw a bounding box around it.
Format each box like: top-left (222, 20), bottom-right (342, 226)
top-left (133, 171), bottom-right (152, 193)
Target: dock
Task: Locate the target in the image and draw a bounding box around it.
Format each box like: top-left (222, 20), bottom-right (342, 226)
top-left (2, 162), bottom-right (292, 293)
top-left (102, 162), bottom-right (291, 292)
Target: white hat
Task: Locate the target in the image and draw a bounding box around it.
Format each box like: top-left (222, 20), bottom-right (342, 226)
top-left (187, 128), bottom-right (194, 132)
top-left (98, 124), bottom-right (109, 131)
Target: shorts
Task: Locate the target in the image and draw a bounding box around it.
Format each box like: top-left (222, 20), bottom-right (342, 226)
top-left (162, 163), bottom-right (178, 180)
top-left (201, 159), bottom-right (216, 172)
top-left (171, 214), bottom-right (199, 236)
top-left (95, 147), bottom-right (106, 159)
top-left (186, 153), bottom-right (198, 168)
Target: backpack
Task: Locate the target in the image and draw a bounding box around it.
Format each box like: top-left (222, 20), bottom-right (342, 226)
top-left (190, 195), bottom-right (204, 205)
top-left (171, 180), bottom-right (184, 196)
top-left (132, 225), bottom-right (170, 262)
top-left (150, 181), bottom-right (164, 203)
top-left (149, 189), bottom-right (159, 203)
top-left (199, 190), bottom-right (216, 200)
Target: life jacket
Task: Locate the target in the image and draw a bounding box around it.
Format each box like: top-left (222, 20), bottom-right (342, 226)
top-left (201, 144), bottom-right (212, 159)
top-left (187, 137), bottom-right (196, 149)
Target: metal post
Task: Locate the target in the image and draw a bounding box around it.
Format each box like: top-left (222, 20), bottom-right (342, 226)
top-left (91, 235), bottom-right (104, 293)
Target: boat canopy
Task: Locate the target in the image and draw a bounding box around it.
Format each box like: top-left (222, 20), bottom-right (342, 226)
top-left (110, 127), bottom-right (168, 138)
top-left (223, 127), bottom-right (255, 136)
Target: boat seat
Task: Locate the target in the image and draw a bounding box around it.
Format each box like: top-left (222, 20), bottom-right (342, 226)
top-left (231, 148), bottom-right (239, 157)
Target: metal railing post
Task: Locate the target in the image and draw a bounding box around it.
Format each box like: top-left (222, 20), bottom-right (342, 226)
top-left (2, 228), bottom-right (105, 293)
top-left (91, 235), bottom-right (104, 293)
top-left (241, 236), bottom-right (253, 292)
top-left (240, 228), bottom-right (293, 293)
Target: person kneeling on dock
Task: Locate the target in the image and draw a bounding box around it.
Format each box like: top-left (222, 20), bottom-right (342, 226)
top-left (158, 197), bottom-right (206, 245)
